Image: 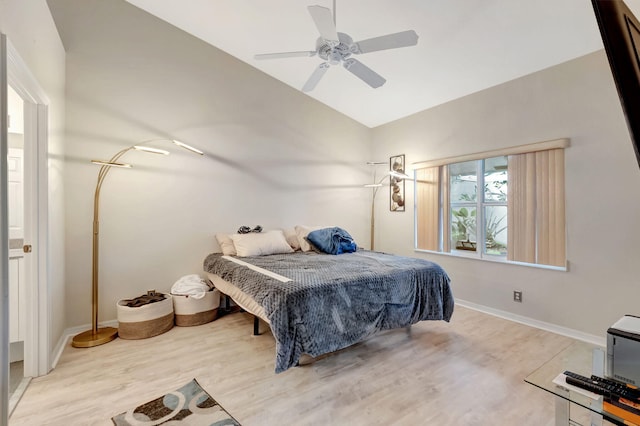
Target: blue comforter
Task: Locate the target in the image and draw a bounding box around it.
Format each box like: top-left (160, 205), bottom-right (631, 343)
top-left (203, 250), bottom-right (454, 373)
top-left (306, 226), bottom-right (357, 254)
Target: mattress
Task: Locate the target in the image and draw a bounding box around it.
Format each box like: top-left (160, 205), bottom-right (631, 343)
top-left (206, 273), bottom-right (269, 324)
top-left (203, 250), bottom-right (454, 372)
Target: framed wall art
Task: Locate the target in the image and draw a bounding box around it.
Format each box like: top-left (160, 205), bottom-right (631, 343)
top-left (390, 154), bottom-right (405, 212)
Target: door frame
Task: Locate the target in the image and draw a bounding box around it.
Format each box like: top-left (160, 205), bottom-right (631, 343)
top-left (1, 33), bottom-right (10, 423)
top-left (5, 36), bottom-right (51, 380)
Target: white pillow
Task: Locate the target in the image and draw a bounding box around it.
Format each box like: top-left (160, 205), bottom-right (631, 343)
top-left (283, 227), bottom-right (301, 251)
top-left (230, 230), bottom-right (294, 257)
top-left (215, 234), bottom-right (237, 256)
top-left (295, 225), bottom-right (331, 252)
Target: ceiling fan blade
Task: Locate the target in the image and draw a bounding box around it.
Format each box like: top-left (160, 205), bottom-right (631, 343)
top-left (342, 58), bottom-right (386, 88)
top-left (302, 62), bottom-right (330, 92)
top-left (354, 30), bottom-right (419, 54)
top-left (308, 5), bottom-right (339, 43)
top-left (254, 51), bottom-right (316, 60)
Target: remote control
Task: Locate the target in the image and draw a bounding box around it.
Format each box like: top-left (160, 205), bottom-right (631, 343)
top-left (564, 371), bottom-right (640, 401)
top-left (591, 375), bottom-right (640, 401)
top-left (563, 371), bottom-right (610, 397)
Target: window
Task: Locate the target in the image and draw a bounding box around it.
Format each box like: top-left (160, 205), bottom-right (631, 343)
top-left (449, 157), bottom-right (508, 256)
top-left (415, 139), bottom-right (568, 268)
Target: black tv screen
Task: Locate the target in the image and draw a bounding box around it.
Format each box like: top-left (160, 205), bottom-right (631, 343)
top-left (592, 0), bottom-right (640, 168)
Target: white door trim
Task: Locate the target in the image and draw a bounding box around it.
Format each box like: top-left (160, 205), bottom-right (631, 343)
top-left (7, 43), bottom-right (50, 105)
top-left (1, 32), bottom-right (11, 424)
top-left (6, 38), bottom-right (51, 378)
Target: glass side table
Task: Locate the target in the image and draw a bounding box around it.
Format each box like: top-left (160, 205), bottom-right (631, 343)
top-left (525, 341), bottom-right (630, 426)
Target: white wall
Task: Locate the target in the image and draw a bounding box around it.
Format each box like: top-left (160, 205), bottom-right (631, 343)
top-left (0, 0), bottom-right (66, 357)
top-left (372, 50), bottom-right (640, 337)
top-left (48, 0), bottom-right (372, 327)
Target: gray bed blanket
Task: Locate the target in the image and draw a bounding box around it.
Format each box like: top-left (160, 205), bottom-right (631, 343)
top-left (203, 250), bottom-right (454, 373)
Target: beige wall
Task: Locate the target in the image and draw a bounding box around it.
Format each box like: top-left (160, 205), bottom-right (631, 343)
top-left (0, 0), bottom-right (66, 356)
top-left (48, 0), bottom-right (372, 327)
top-left (372, 50), bottom-right (640, 337)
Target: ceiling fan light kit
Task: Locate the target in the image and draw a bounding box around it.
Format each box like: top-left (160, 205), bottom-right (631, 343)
top-left (254, 3), bottom-right (418, 92)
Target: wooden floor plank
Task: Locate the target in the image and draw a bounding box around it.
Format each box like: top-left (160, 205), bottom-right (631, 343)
top-left (10, 306), bottom-right (576, 425)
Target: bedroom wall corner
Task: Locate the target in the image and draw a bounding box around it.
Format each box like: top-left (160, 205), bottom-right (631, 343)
top-left (48, 0), bottom-right (372, 328)
top-left (371, 50), bottom-right (640, 339)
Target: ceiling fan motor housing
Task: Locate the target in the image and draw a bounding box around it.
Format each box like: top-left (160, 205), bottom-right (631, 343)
top-left (316, 32), bottom-right (354, 64)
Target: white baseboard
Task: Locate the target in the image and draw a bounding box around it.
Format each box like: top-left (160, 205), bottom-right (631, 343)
top-left (455, 299), bottom-right (606, 347)
top-left (51, 320), bottom-right (119, 369)
top-left (9, 376), bottom-right (31, 417)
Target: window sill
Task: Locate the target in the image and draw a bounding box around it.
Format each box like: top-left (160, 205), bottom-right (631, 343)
top-left (413, 248), bottom-right (568, 272)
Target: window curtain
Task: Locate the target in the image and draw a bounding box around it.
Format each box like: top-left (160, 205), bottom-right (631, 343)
top-left (441, 166), bottom-right (450, 252)
top-left (507, 149), bottom-right (566, 267)
top-left (415, 167), bottom-right (440, 251)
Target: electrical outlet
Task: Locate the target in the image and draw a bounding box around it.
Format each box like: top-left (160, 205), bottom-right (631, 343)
top-left (513, 291), bottom-right (523, 303)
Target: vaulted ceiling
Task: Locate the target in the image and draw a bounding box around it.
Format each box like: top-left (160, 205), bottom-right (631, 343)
top-left (125, 0), bottom-right (640, 128)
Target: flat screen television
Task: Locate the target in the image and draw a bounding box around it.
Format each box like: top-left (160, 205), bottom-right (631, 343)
top-left (592, 0), bottom-right (640, 168)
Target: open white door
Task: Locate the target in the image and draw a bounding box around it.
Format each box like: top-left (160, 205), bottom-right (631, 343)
top-left (6, 37), bottom-right (51, 375)
top-left (2, 33), bottom-right (51, 419)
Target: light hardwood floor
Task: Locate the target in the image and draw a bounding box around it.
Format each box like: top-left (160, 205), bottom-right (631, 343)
top-left (10, 306), bottom-right (579, 425)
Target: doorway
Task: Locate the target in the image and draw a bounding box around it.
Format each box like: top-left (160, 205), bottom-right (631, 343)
top-left (2, 34), bottom-right (51, 420)
top-left (7, 84), bottom-right (26, 408)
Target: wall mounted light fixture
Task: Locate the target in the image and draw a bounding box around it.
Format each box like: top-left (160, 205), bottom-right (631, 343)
top-left (71, 139), bottom-right (203, 348)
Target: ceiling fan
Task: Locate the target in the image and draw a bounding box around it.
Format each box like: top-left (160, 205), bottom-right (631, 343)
top-left (254, 2), bottom-right (419, 92)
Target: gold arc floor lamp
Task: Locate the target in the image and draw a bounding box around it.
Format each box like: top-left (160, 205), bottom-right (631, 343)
top-left (364, 161), bottom-right (410, 251)
top-left (71, 139), bottom-right (204, 348)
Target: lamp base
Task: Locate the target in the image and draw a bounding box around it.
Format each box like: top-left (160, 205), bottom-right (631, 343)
top-left (71, 327), bottom-right (118, 348)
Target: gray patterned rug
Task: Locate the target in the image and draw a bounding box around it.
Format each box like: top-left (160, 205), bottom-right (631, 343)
top-left (112, 378), bottom-right (240, 425)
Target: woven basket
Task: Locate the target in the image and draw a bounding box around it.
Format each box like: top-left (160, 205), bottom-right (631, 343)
top-left (117, 294), bottom-right (174, 339)
top-left (172, 289), bottom-right (220, 326)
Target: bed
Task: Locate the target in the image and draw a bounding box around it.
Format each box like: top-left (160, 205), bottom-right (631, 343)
top-left (203, 249), bottom-right (454, 373)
